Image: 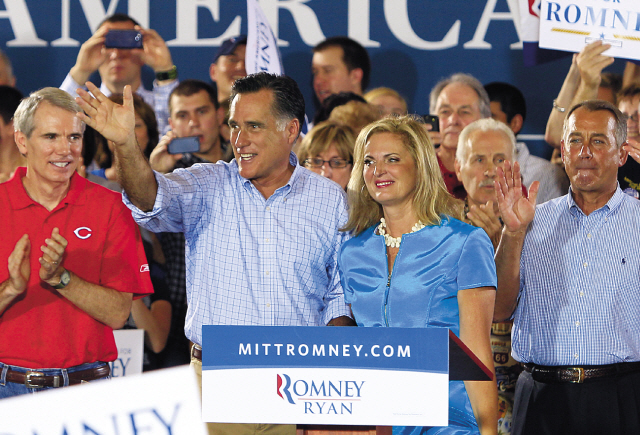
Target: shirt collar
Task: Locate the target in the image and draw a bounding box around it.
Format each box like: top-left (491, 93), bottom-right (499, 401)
top-left (566, 183), bottom-right (624, 217)
top-left (239, 152), bottom-right (300, 198)
top-left (7, 167), bottom-right (87, 210)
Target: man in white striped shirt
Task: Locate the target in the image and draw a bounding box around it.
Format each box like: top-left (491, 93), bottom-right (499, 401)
top-left (494, 99), bottom-right (640, 435)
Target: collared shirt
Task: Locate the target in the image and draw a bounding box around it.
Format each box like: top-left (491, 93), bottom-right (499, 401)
top-left (0, 168), bottom-right (153, 368)
top-left (513, 187), bottom-right (640, 366)
top-left (437, 154), bottom-right (466, 200)
top-left (123, 153), bottom-right (352, 345)
top-left (515, 142), bottom-right (569, 204)
top-left (59, 74), bottom-right (177, 135)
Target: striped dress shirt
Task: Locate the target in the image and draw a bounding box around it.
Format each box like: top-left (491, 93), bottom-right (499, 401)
top-left (512, 187), bottom-right (640, 366)
top-left (124, 153), bottom-right (351, 346)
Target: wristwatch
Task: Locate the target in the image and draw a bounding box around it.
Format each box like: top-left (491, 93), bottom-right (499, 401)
top-left (51, 269), bottom-right (71, 290)
top-left (155, 65), bottom-right (178, 81)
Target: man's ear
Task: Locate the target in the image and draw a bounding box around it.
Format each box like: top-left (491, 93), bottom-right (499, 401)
top-left (349, 68), bottom-right (363, 90)
top-left (14, 130), bottom-right (27, 155)
top-left (509, 114), bottom-right (524, 135)
top-left (560, 140), bottom-right (566, 165)
top-left (209, 63), bottom-right (217, 82)
top-left (454, 160), bottom-right (462, 180)
top-left (619, 142), bottom-right (629, 167)
top-left (285, 118), bottom-right (301, 148)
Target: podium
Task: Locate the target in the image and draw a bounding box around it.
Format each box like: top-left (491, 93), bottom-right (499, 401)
top-left (201, 326), bottom-right (491, 429)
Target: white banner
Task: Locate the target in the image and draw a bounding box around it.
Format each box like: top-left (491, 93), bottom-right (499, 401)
top-left (538, 0), bottom-right (640, 60)
top-left (0, 366), bottom-right (207, 434)
top-left (520, 0), bottom-right (542, 43)
top-left (203, 368), bottom-right (448, 426)
top-left (246, 0), bottom-right (284, 75)
top-left (111, 328), bottom-right (145, 377)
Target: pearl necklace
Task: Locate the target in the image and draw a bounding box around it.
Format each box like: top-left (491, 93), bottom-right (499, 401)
top-left (378, 217), bottom-right (425, 248)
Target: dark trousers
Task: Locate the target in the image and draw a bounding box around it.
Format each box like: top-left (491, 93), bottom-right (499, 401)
top-left (512, 369), bottom-right (640, 435)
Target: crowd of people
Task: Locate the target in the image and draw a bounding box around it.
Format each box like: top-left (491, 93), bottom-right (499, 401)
top-left (1, 11), bottom-right (640, 435)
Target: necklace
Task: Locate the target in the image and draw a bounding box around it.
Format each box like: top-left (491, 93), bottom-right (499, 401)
top-left (378, 217), bottom-right (425, 248)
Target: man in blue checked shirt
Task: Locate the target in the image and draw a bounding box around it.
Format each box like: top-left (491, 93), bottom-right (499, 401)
top-left (494, 100), bottom-right (640, 435)
top-left (75, 72), bottom-right (354, 435)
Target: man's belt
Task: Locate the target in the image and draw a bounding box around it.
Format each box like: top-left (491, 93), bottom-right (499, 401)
top-left (192, 343), bottom-right (202, 362)
top-left (524, 361), bottom-right (640, 384)
top-left (5, 363), bottom-right (110, 388)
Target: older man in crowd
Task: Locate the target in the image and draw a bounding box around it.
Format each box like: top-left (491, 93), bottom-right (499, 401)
top-left (494, 100), bottom-right (640, 434)
top-left (0, 87), bottom-right (152, 398)
top-left (429, 73), bottom-right (491, 198)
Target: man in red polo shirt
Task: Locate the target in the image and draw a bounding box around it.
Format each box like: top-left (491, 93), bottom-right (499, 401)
top-left (0, 87), bottom-right (152, 399)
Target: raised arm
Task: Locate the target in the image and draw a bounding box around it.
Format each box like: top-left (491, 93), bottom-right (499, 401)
top-left (545, 54), bottom-right (580, 148)
top-left (493, 161), bottom-right (538, 321)
top-left (545, 41), bottom-right (613, 148)
top-left (75, 82), bottom-right (158, 211)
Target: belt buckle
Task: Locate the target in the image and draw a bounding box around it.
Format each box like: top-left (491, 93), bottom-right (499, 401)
top-left (24, 370), bottom-right (45, 388)
top-left (568, 367), bottom-right (585, 383)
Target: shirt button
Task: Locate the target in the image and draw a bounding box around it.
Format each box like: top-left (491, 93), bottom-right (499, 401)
top-left (265, 271), bottom-right (270, 276)
top-left (265, 238), bottom-right (269, 243)
top-left (266, 206), bottom-right (271, 211)
top-left (587, 233), bottom-right (592, 239)
top-left (266, 303), bottom-right (271, 308)
top-left (575, 321), bottom-right (580, 327)
top-left (574, 353), bottom-right (579, 359)
top-left (579, 291), bottom-right (584, 297)
top-left (583, 262), bottom-right (588, 268)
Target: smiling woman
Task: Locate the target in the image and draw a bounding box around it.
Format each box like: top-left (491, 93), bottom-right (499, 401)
top-left (339, 116), bottom-right (499, 435)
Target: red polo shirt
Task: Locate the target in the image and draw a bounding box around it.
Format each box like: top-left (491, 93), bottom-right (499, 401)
top-left (0, 168), bottom-right (153, 368)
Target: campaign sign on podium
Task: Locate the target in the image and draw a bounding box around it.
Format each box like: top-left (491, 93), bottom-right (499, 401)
top-left (202, 326), bottom-right (490, 426)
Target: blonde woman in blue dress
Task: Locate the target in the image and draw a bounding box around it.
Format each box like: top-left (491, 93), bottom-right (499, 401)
top-left (339, 116), bottom-right (498, 435)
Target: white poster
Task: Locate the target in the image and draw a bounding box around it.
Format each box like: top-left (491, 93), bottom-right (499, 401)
top-left (111, 328), bottom-right (145, 377)
top-left (0, 366), bottom-right (207, 434)
top-left (539, 0), bottom-right (640, 60)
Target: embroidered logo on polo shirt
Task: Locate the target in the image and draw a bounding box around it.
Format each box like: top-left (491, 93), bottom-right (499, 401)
top-left (73, 227), bottom-right (92, 239)
top-left (140, 264), bottom-right (150, 273)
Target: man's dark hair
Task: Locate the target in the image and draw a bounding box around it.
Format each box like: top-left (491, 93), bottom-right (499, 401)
top-left (169, 79), bottom-right (219, 114)
top-left (313, 91), bottom-right (366, 125)
top-left (617, 84), bottom-right (640, 103)
top-left (484, 82), bottom-right (527, 125)
top-left (565, 100), bottom-right (627, 148)
top-left (230, 72), bottom-right (306, 130)
top-left (313, 37), bottom-right (371, 91)
top-left (0, 85), bottom-right (23, 124)
top-left (99, 13), bottom-right (140, 28)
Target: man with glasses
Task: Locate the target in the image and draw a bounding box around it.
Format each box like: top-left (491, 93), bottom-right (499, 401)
top-left (616, 85), bottom-right (640, 197)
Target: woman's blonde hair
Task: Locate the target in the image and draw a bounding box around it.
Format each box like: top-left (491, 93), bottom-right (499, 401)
top-left (343, 115), bottom-right (462, 235)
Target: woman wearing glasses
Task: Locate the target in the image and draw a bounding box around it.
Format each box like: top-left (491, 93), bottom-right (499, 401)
top-left (338, 116), bottom-right (498, 435)
top-left (296, 121), bottom-right (355, 190)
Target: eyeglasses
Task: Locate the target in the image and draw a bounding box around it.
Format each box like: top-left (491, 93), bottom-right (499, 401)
top-left (303, 158), bottom-right (352, 169)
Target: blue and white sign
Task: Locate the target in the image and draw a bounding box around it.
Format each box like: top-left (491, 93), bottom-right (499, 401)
top-left (201, 326), bottom-right (450, 426)
top-left (539, 0), bottom-right (640, 60)
top-left (0, 366), bottom-right (207, 434)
